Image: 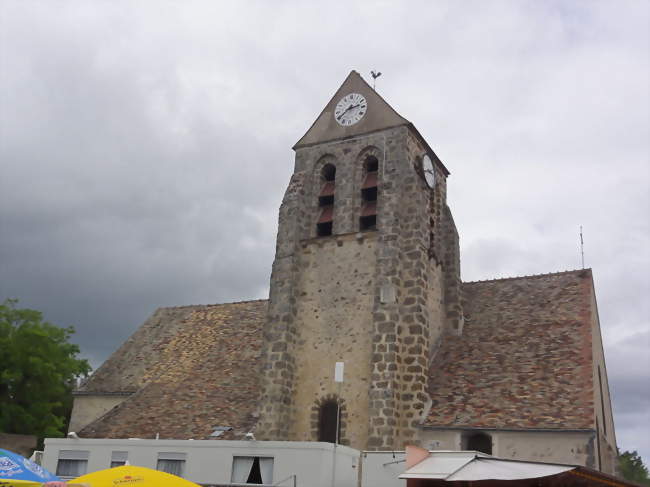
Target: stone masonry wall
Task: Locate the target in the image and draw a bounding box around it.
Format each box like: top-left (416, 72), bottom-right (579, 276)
top-left (441, 207), bottom-right (464, 335)
top-left (418, 429), bottom-right (596, 467)
top-left (588, 273), bottom-right (618, 475)
top-left (365, 129), bottom-right (446, 450)
top-left (289, 233), bottom-right (377, 449)
top-left (256, 172), bottom-right (306, 440)
top-left (257, 126), bottom-right (455, 451)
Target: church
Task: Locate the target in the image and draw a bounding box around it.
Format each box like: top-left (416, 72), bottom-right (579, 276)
top-left (69, 71), bottom-right (618, 474)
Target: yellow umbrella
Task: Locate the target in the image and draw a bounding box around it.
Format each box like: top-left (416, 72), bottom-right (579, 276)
top-left (0, 482), bottom-right (55, 487)
top-left (72, 465), bottom-right (200, 487)
top-left (0, 483), bottom-right (69, 487)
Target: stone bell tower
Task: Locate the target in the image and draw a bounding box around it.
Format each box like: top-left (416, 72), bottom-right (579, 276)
top-left (256, 71), bottom-right (463, 450)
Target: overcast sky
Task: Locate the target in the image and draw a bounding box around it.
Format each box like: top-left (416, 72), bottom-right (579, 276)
top-left (1, 0), bottom-right (648, 462)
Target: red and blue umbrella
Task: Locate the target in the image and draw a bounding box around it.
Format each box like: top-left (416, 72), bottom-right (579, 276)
top-left (0, 448), bottom-right (60, 486)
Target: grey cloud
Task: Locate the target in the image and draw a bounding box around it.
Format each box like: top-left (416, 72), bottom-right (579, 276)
top-left (1, 0), bottom-right (648, 462)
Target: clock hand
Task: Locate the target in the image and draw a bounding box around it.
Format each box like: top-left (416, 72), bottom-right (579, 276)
top-left (336, 103), bottom-right (361, 120)
top-left (337, 104), bottom-right (353, 120)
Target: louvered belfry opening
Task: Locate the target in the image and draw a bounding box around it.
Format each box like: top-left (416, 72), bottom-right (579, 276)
top-left (317, 164), bottom-right (336, 237)
top-left (360, 156), bottom-right (378, 231)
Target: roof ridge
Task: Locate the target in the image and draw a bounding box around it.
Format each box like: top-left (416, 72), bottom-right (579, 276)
top-left (463, 268), bottom-right (591, 285)
top-left (157, 298), bottom-right (269, 310)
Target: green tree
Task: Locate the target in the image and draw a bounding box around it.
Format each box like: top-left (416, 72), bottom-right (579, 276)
top-left (619, 450), bottom-right (650, 485)
top-left (0, 299), bottom-right (90, 443)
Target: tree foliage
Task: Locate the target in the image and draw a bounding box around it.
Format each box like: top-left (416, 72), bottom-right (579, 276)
top-left (0, 299), bottom-right (90, 440)
top-left (619, 450), bottom-right (650, 485)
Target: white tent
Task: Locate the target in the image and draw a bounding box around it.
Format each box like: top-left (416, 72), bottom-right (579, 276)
top-left (399, 450), bottom-right (573, 482)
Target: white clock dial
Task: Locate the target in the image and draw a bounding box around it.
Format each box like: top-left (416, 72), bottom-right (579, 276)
top-left (334, 93), bottom-right (367, 127)
top-left (422, 155), bottom-right (435, 188)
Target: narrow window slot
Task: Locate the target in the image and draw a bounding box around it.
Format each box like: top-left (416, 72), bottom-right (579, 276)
top-left (317, 164), bottom-right (336, 237)
top-left (360, 155), bottom-right (378, 231)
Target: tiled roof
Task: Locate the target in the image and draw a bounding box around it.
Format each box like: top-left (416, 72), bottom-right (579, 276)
top-left (423, 269), bottom-right (596, 430)
top-left (79, 300), bottom-right (267, 439)
top-left (80, 270), bottom-right (598, 439)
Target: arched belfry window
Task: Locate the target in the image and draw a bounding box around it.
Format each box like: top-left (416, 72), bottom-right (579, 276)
top-left (462, 432), bottom-right (492, 455)
top-left (317, 164), bottom-right (336, 237)
top-left (318, 399), bottom-right (341, 443)
top-left (360, 156), bottom-right (378, 231)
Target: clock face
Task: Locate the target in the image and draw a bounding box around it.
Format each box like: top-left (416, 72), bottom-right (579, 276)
top-left (422, 155), bottom-right (435, 188)
top-left (334, 93), bottom-right (367, 127)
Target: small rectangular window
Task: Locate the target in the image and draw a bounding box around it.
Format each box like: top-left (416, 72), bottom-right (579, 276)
top-left (231, 456), bottom-right (274, 485)
top-left (157, 452), bottom-right (186, 478)
top-left (56, 459), bottom-right (87, 477)
top-left (110, 450), bottom-right (128, 468)
top-left (360, 156), bottom-right (379, 232)
top-left (56, 450), bottom-right (89, 477)
top-left (317, 165), bottom-right (336, 237)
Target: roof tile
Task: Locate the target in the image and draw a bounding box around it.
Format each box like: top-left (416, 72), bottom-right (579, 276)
top-left (79, 300), bottom-right (267, 439)
top-left (424, 269), bottom-right (595, 430)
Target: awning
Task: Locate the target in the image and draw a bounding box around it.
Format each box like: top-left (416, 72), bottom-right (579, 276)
top-left (399, 448), bottom-right (637, 486)
top-left (400, 450), bottom-right (572, 481)
top-left (446, 457), bottom-right (573, 481)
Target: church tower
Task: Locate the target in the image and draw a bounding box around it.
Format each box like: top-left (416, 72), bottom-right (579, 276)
top-left (256, 71), bottom-right (463, 450)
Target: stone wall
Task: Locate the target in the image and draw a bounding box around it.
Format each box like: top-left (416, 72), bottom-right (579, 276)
top-left (419, 428), bottom-right (597, 468)
top-left (366, 129), bottom-right (433, 449)
top-left (491, 430), bottom-right (597, 467)
top-left (289, 233), bottom-right (377, 449)
top-left (257, 126), bottom-right (457, 451)
top-left (588, 275), bottom-right (618, 474)
top-left (255, 172), bottom-right (305, 440)
top-left (68, 393), bottom-right (131, 434)
top-left (440, 206), bottom-right (464, 335)
top-left (364, 129), bottom-right (451, 450)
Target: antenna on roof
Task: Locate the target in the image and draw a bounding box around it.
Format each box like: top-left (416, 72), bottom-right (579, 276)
top-left (580, 226), bottom-right (585, 269)
top-left (370, 70), bottom-right (382, 90)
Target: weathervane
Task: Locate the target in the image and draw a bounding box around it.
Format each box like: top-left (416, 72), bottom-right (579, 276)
top-left (370, 70), bottom-right (382, 90)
